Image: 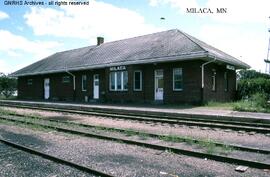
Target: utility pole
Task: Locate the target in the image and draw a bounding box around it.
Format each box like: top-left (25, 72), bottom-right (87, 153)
top-left (264, 16), bottom-right (270, 74)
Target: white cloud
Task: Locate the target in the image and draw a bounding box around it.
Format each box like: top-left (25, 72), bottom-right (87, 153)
top-left (0, 59), bottom-right (10, 73)
top-left (0, 11), bottom-right (9, 20)
top-left (24, 1), bottom-right (161, 43)
top-left (0, 30), bottom-right (62, 59)
top-left (149, 0), bottom-right (270, 25)
top-left (149, 0), bottom-right (158, 7)
top-left (198, 25), bottom-right (267, 71)
top-left (148, 0), bottom-right (199, 13)
top-left (206, 0), bottom-right (270, 24)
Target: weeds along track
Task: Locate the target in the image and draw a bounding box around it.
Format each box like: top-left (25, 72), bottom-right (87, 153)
top-left (0, 138), bottom-right (114, 177)
top-left (0, 114), bottom-right (270, 169)
top-left (1, 103), bottom-right (270, 134)
top-left (1, 112), bottom-right (270, 155)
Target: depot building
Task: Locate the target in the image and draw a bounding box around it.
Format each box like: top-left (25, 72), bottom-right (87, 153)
top-left (12, 29), bottom-right (249, 104)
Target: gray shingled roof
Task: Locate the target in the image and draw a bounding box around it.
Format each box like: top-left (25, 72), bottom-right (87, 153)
top-left (12, 29), bottom-right (250, 77)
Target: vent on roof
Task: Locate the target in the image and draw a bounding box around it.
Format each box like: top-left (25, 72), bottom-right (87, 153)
top-left (97, 37), bottom-right (104, 46)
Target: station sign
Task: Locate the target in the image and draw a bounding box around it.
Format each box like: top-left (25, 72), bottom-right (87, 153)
top-left (226, 65), bottom-right (235, 70)
top-left (110, 66), bottom-right (126, 71)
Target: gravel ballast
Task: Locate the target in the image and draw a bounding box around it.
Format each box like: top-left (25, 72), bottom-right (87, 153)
top-left (0, 142), bottom-right (94, 177)
top-left (3, 107), bottom-right (270, 150)
top-left (0, 124), bottom-right (269, 177)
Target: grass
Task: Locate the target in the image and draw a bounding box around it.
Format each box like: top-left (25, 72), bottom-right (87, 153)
top-left (197, 139), bottom-right (217, 154)
top-left (233, 100), bottom-right (270, 113)
top-left (0, 108), bottom-right (235, 155)
top-left (202, 101), bottom-right (235, 110)
top-left (159, 135), bottom-right (185, 143)
top-left (0, 107), bottom-right (17, 115)
top-left (202, 100), bottom-right (270, 113)
top-left (0, 95), bottom-right (17, 100)
top-left (0, 118), bottom-right (52, 132)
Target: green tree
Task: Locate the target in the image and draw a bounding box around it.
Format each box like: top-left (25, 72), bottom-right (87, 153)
top-left (236, 70), bottom-right (270, 100)
top-left (0, 73), bottom-right (17, 98)
top-left (237, 69), bottom-right (270, 80)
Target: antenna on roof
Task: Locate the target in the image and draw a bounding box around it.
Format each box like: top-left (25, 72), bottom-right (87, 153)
top-left (264, 16), bottom-right (270, 74)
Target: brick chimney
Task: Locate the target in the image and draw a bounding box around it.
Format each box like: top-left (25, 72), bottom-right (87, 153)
top-left (97, 37), bottom-right (104, 46)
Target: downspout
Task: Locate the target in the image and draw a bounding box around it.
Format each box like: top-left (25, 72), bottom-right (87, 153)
top-left (66, 70), bottom-right (76, 101)
top-left (201, 56), bottom-right (217, 103)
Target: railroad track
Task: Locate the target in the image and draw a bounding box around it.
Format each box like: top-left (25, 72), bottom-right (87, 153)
top-left (1, 103), bottom-right (270, 134)
top-left (0, 138), bottom-right (113, 177)
top-left (1, 115), bottom-right (269, 169)
top-left (1, 113), bottom-right (270, 155)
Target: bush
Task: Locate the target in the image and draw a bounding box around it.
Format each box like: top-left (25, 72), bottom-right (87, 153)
top-left (237, 69), bottom-right (270, 80)
top-left (250, 93), bottom-right (268, 108)
top-left (233, 92), bottom-right (270, 112)
top-left (0, 73), bottom-right (17, 98)
top-left (237, 78), bottom-right (270, 99)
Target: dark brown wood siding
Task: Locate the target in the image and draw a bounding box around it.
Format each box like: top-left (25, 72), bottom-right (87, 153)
top-left (17, 59), bottom-right (236, 104)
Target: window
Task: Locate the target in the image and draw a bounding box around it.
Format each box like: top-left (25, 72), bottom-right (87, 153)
top-left (62, 76), bottom-right (70, 83)
top-left (117, 72), bottom-right (121, 90)
top-left (134, 71), bottom-right (142, 91)
top-left (27, 79), bottom-right (33, 85)
top-left (173, 68), bottom-right (183, 91)
top-left (211, 70), bottom-right (216, 91)
top-left (224, 72), bottom-right (228, 92)
top-left (82, 75), bottom-right (87, 91)
top-left (110, 72), bottom-right (115, 90)
top-left (110, 71), bottom-right (128, 91)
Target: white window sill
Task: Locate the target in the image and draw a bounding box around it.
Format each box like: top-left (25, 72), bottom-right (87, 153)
top-left (173, 89), bottom-right (183, 91)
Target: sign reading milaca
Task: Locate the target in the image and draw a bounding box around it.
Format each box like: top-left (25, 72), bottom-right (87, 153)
top-left (109, 66), bottom-right (126, 71)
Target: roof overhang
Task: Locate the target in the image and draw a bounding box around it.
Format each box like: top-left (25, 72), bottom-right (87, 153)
top-left (11, 51), bottom-right (208, 77)
top-left (11, 51), bottom-right (249, 77)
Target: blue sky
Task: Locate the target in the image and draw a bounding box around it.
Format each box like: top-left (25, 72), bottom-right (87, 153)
top-left (0, 0), bottom-right (269, 74)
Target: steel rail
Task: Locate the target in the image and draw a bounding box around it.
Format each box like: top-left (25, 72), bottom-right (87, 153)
top-left (1, 103), bottom-right (270, 133)
top-left (0, 138), bottom-right (114, 177)
top-left (2, 113), bottom-right (270, 155)
top-left (1, 116), bottom-right (269, 169)
top-left (3, 103), bottom-right (270, 127)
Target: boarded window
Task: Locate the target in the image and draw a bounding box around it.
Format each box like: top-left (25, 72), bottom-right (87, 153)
top-left (224, 72), bottom-right (228, 92)
top-left (62, 76), bottom-right (70, 83)
top-left (211, 70), bottom-right (216, 91)
top-left (27, 79), bottom-right (33, 85)
top-left (82, 75), bottom-right (87, 91)
top-left (134, 71), bottom-right (142, 91)
top-left (173, 68), bottom-right (183, 90)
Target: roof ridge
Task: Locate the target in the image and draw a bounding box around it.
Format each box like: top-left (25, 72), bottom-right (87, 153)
top-left (99, 29), bottom-right (177, 45)
top-left (55, 45), bottom-right (95, 55)
top-left (53, 29), bottom-right (176, 55)
top-left (175, 29), bottom-right (208, 53)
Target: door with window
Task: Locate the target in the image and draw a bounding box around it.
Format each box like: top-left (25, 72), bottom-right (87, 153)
top-left (154, 69), bottom-right (163, 100)
top-left (93, 74), bottom-right (99, 99)
top-left (44, 78), bottom-right (50, 99)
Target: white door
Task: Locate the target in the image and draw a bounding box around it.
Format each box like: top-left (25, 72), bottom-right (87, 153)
top-left (44, 78), bottom-right (50, 99)
top-left (93, 74), bottom-right (99, 99)
top-left (155, 69), bottom-right (164, 100)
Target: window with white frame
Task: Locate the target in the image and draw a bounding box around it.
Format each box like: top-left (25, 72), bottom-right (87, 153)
top-left (27, 79), bottom-right (33, 85)
top-left (211, 70), bottom-right (216, 91)
top-left (134, 71), bottom-right (142, 91)
top-left (82, 75), bottom-right (87, 91)
top-left (173, 68), bottom-right (183, 91)
top-left (110, 71), bottom-right (128, 91)
top-left (224, 71), bottom-right (228, 92)
top-left (62, 76), bottom-right (70, 83)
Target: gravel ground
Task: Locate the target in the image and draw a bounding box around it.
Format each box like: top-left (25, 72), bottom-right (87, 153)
top-left (0, 142), bottom-right (94, 177)
top-left (3, 107), bottom-right (270, 150)
top-left (5, 114), bottom-right (268, 164)
top-left (0, 124), bottom-right (269, 177)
